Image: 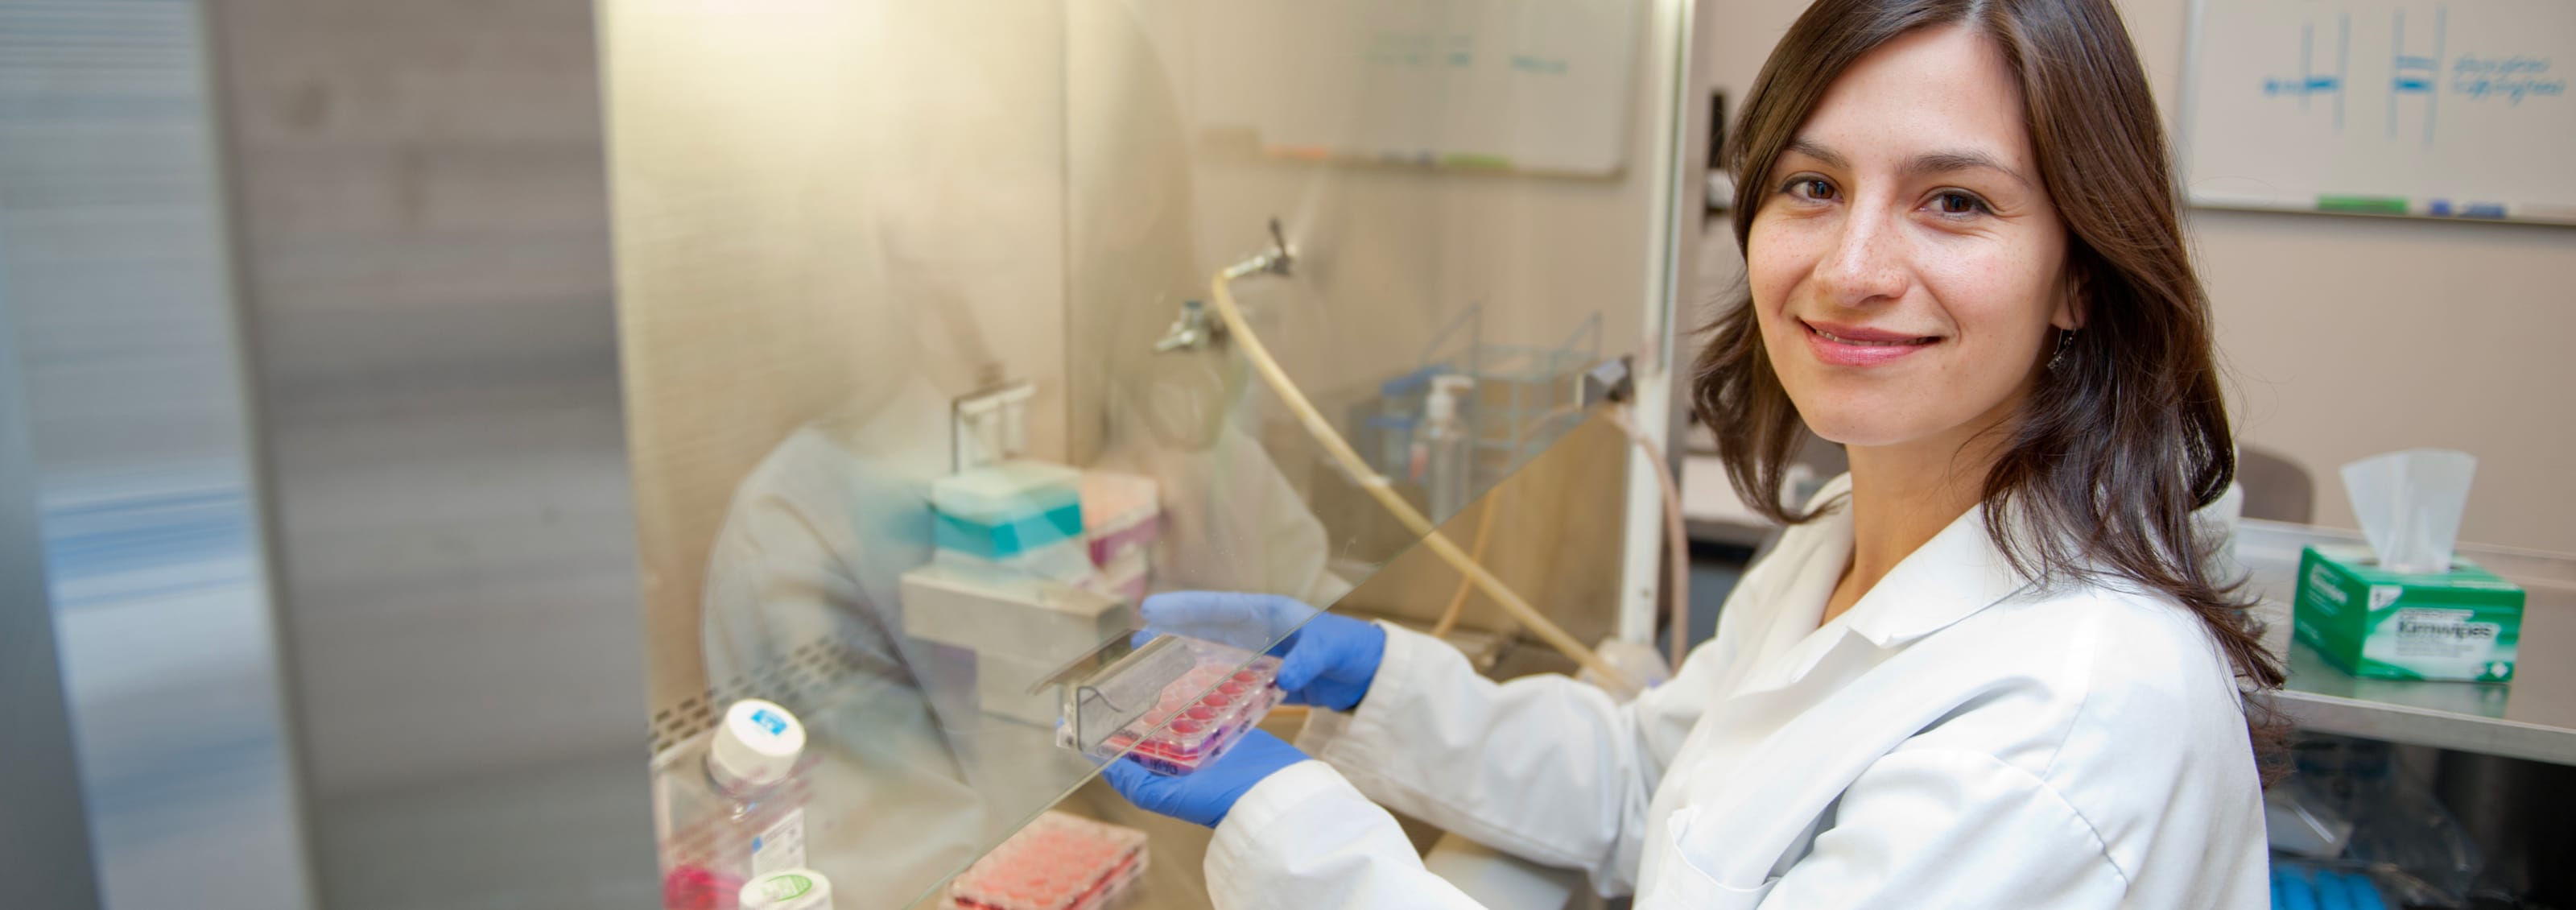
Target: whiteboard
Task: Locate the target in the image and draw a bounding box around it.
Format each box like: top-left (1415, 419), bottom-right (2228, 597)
top-left (1189, 0), bottom-right (1645, 176)
top-left (2181, 0), bottom-right (2576, 225)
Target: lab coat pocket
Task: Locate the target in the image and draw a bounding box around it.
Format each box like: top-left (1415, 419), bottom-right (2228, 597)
top-left (1641, 807), bottom-right (1777, 909)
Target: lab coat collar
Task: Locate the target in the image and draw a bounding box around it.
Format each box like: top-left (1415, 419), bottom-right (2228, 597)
top-left (1812, 474), bottom-right (2041, 649)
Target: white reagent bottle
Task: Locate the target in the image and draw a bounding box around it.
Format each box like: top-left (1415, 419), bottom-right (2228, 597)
top-left (1421, 375), bottom-right (1476, 522)
top-left (656, 698), bottom-right (811, 896)
top-left (738, 868), bottom-right (833, 910)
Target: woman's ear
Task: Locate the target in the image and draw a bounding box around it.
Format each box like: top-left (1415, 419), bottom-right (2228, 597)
top-left (2052, 261), bottom-right (2090, 332)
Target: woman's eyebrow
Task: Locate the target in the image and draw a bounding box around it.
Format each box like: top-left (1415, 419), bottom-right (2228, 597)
top-left (1908, 149), bottom-right (2030, 188)
top-left (1783, 137), bottom-right (1848, 170)
top-left (1784, 138), bottom-right (2030, 189)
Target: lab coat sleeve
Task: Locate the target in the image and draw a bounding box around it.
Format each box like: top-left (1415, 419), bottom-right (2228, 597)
top-left (1203, 760), bottom-right (1492, 910)
top-left (1730, 747), bottom-right (2128, 908)
top-left (700, 489), bottom-right (864, 690)
top-left (1295, 623), bottom-right (1703, 894)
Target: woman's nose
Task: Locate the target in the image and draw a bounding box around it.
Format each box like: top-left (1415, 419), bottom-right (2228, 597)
top-left (1814, 209), bottom-right (1909, 307)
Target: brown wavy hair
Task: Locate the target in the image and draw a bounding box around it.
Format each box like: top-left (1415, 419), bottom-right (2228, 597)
top-left (1695, 0), bottom-right (2285, 767)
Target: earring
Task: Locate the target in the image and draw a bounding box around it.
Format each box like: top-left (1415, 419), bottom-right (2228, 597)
top-left (2046, 329), bottom-right (2075, 372)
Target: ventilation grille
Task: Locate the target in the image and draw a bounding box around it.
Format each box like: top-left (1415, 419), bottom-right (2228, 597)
top-left (646, 635), bottom-right (902, 758)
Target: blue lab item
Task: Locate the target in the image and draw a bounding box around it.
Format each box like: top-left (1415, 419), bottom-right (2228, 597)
top-left (930, 503), bottom-right (1084, 558)
top-left (931, 462), bottom-right (1082, 523)
top-left (929, 461), bottom-right (1085, 564)
top-left (1137, 592), bottom-right (1387, 713)
top-left (2270, 861), bottom-right (2388, 910)
top-left (1102, 730), bottom-right (1307, 829)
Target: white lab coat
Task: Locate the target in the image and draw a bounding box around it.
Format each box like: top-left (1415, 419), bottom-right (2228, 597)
top-left (1208, 474), bottom-right (2270, 908)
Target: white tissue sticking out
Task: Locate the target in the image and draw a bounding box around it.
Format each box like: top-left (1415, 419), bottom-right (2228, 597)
top-left (2340, 449), bottom-right (2477, 574)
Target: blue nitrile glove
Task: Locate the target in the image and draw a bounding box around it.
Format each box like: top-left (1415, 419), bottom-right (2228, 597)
top-left (1137, 591), bottom-right (1387, 712)
top-left (1103, 730), bottom-right (1307, 828)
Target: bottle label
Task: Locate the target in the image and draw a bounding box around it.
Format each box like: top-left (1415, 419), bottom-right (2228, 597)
top-left (750, 807), bottom-right (807, 875)
top-left (749, 872), bottom-right (814, 903)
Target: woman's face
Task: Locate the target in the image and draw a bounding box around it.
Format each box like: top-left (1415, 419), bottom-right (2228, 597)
top-left (1747, 24), bottom-right (2077, 453)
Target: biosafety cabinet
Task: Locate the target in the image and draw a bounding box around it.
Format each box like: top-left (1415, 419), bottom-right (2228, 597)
top-left (0, 2), bottom-right (1711, 909)
top-left (5, 0), bottom-right (1731, 902)
top-left (15, 2), bottom-right (2576, 908)
top-left (603, 2), bottom-right (1709, 905)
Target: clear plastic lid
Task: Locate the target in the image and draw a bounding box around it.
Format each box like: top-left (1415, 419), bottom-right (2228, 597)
top-left (931, 461), bottom-right (1083, 523)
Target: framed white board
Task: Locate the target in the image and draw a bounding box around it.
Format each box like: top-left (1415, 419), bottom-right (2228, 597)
top-left (1188, 0), bottom-right (1645, 177)
top-left (2180, 0), bottom-right (2576, 225)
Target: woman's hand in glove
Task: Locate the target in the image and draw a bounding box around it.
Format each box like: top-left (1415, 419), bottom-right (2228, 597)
top-left (1138, 592), bottom-right (1387, 712)
top-left (1102, 730), bottom-right (1309, 829)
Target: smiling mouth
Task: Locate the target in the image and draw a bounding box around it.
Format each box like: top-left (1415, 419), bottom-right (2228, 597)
top-left (1803, 321), bottom-right (1938, 346)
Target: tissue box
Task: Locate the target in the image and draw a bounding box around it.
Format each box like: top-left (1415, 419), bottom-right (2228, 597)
top-left (2292, 544), bottom-right (2523, 683)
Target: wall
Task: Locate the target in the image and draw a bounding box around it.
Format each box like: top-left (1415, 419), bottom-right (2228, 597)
top-left (1074, 2), bottom-right (1671, 465)
top-left (1064, 1), bottom-right (1699, 632)
top-left (1699, 0), bottom-right (2576, 555)
top-left (604, 4), bottom-right (1071, 707)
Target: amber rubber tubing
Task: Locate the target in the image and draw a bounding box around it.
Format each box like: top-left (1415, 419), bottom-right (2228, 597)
top-left (1209, 262), bottom-right (1637, 694)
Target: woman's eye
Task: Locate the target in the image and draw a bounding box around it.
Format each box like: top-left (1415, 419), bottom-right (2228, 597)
top-left (1931, 190), bottom-right (1989, 216)
top-left (1782, 177), bottom-right (1836, 201)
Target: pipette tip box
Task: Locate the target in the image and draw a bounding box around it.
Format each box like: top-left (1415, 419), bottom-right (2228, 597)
top-left (1079, 471), bottom-right (1160, 568)
top-left (934, 461), bottom-right (1086, 563)
top-left (945, 811), bottom-right (1148, 910)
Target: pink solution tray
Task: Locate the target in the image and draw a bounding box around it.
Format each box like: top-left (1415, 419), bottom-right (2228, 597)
top-left (946, 811), bottom-right (1149, 910)
top-left (1091, 651), bottom-right (1283, 776)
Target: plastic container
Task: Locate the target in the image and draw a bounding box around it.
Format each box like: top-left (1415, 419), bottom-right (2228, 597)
top-left (1365, 366), bottom-right (1443, 476)
top-left (945, 812), bottom-right (1148, 910)
top-left (934, 507), bottom-right (1084, 561)
top-left (1081, 548), bottom-right (1148, 606)
top-left (935, 461), bottom-right (1083, 518)
top-left (654, 701), bottom-right (815, 909)
top-left (933, 462), bottom-right (1086, 560)
top-left (934, 536), bottom-right (1096, 585)
top-left (738, 869), bottom-right (833, 910)
top-left (933, 461), bottom-right (1084, 560)
top-left (1416, 374), bottom-right (1474, 522)
top-left (1066, 635), bottom-right (1284, 776)
top-left (1079, 471), bottom-right (1160, 567)
top-left (1364, 413), bottom-right (1418, 478)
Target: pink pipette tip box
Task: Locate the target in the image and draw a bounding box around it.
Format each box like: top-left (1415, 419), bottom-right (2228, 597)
top-left (1080, 471), bottom-right (1161, 568)
top-left (946, 811), bottom-right (1149, 910)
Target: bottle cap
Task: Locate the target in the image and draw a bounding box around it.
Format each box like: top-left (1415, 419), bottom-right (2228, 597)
top-left (1426, 375), bottom-right (1473, 422)
top-left (709, 699), bottom-right (806, 790)
top-left (737, 868), bottom-right (832, 910)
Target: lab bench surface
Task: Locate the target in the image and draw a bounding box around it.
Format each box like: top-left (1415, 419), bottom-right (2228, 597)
top-left (2239, 519), bottom-right (2576, 767)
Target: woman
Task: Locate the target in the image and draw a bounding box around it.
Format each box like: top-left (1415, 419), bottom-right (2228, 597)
top-left (1107, 0), bottom-right (2283, 906)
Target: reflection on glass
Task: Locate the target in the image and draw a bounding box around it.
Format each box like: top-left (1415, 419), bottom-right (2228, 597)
top-left (607, 0), bottom-right (1674, 904)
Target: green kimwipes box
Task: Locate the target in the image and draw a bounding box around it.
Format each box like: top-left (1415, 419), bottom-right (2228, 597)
top-left (2292, 544), bottom-right (2524, 683)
